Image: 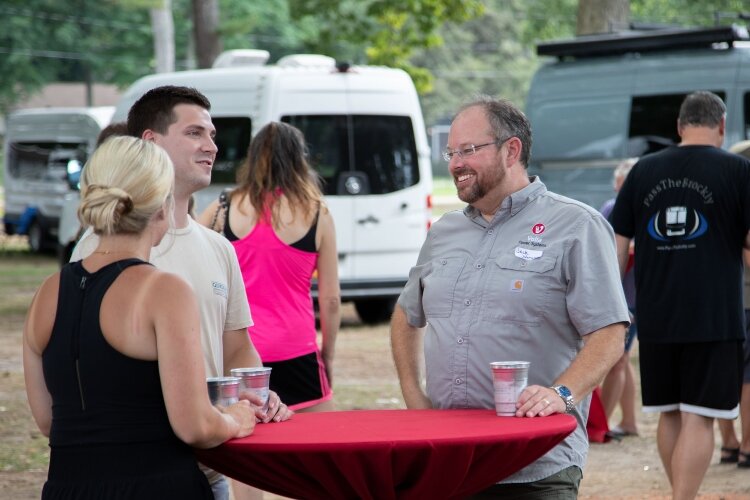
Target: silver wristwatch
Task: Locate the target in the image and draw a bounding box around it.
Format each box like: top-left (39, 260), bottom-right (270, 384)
top-left (550, 385), bottom-right (575, 413)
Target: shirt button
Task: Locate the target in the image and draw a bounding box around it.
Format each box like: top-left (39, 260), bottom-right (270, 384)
top-left (464, 299), bottom-right (471, 306)
top-left (457, 337), bottom-right (464, 344)
top-left (520, 262), bottom-right (527, 267)
top-left (475, 263), bottom-right (483, 269)
top-left (441, 259), bottom-right (447, 265)
top-left (488, 229), bottom-right (494, 235)
top-left (455, 378), bottom-right (462, 385)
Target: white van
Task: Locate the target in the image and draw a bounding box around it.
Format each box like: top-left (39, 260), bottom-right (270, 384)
top-left (525, 25), bottom-right (750, 210)
top-left (102, 52), bottom-right (432, 323)
top-left (3, 107), bottom-right (114, 252)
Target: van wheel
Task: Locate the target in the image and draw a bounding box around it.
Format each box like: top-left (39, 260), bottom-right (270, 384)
top-left (354, 298), bottom-right (397, 325)
top-left (27, 221), bottom-right (44, 253)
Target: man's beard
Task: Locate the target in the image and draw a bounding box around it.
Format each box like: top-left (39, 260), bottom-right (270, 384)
top-left (455, 164), bottom-right (504, 204)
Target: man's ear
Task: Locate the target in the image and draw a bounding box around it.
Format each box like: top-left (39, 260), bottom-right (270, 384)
top-left (505, 136), bottom-right (523, 166)
top-left (142, 129), bottom-right (157, 142)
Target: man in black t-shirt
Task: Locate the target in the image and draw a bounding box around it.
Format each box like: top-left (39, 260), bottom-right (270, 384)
top-left (610, 91), bottom-right (750, 500)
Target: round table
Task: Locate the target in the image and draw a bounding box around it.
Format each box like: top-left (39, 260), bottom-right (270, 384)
top-left (195, 408), bottom-right (577, 499)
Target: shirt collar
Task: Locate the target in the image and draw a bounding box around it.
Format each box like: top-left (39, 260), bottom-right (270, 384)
top-left (464, 176), bottom-right (547, 223)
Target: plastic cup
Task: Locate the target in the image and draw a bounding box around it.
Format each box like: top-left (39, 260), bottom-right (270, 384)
top-left (490, 361), bottom-right (530, 417)
top-left (206, 376), bottom-right (241, 406)
top-left (230, 367), bottom-right (272, 413)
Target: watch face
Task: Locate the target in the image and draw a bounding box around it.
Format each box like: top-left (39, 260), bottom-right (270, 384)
top-left (557, 385), bottom-right (572, 398)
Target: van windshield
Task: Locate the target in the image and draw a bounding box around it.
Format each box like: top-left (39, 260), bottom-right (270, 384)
top-left (281, 115), bottom-right (419, 195)
top-left (7, 142), bottom-right (87, 183)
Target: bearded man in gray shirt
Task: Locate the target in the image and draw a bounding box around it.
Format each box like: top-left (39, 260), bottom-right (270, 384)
top-left (391, 96), bottom-right (629, 499)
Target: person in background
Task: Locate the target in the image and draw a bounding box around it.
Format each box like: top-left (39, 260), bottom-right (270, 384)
top-left (610, 91), bottom-right (750, 499)
top-left (717, 139), bottom-right (750, 468)
top-left (391, 95), bottom-right (629, 498)
top-left (599, 157), bottom-right (640, 438)
top-left (199, 121), bottom-right (339, 500)
top-left (96, 121), bottom-right (128, 147)
top-left (24, 136), bottom-right (255, 499)
top-left (71, 86), bottom-right (293, 500)
top-left (199, 121), bottom-right (340, 414)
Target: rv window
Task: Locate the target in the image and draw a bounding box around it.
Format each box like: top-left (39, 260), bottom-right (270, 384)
top-left (628, 92), bottom-right (726, 156)
top-left (7, 142), bottom-right (87, 182)
top-left (281, 115), bottom-right (419, 195)
top-left (211, 117), bottom-right (251, 184)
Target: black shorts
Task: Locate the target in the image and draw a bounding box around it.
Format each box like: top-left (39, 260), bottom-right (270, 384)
top-left (639, 339), bottom-right (742, 418)
top-left (264, 351), bottom-right (332, 410)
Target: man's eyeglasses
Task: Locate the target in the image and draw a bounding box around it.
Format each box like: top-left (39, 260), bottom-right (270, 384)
top-left (442, 136), bottom-right (513, 162)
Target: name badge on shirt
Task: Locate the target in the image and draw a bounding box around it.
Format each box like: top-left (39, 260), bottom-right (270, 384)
top-left (514, 247), bottom-right (543, 261)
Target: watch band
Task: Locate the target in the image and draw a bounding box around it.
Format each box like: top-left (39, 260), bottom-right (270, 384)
top-left (550, 384), bottom-right (575, 413)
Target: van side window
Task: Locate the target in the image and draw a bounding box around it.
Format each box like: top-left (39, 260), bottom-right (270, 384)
top-left (282, 115), bottom-right (420, 195)
top-left (211, 117), bottom-right (251, 184)
top-left (628, 92), bottom-right (726, 156)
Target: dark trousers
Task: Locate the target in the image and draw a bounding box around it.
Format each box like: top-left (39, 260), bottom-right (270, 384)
top-left (468, 465), bottom-right (582, 499)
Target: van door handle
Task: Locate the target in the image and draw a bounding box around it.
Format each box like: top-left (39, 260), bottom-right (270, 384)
top-left (357, 215), bottom-right (380, 225)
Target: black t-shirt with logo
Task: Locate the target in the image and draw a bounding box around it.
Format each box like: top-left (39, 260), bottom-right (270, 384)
top-left (610, 145), bottom-right (750, 343)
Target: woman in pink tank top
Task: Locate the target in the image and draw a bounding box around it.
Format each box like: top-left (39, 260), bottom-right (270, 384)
top-left (199, 122), bottom-right (340, 416)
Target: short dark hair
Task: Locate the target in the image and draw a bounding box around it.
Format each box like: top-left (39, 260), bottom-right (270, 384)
top-left (457, 95), bottom-right (533, 167)
top-left (677, 91), bottom-right (726, 129)
top-left (96, 121), bottom-right (129, 147)
top-left (127, 85), bottom-right (211, 138)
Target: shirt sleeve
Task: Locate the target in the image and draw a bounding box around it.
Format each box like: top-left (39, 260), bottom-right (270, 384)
top-left (221, 239), bottom-right (253, 331)
top-left (564, 211), bottom-right (630, 335)
top-left (397, 230), bottom-right (434, 328)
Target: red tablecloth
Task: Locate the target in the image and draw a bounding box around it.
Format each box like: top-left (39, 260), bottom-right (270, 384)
top-left (195, 409), bottom-right (576, 500)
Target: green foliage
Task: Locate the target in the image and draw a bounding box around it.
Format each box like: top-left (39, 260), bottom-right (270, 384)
top-left (289, 0), bottom-right (484, 93)
top-left (2, 0), bottom-right (749, 118)
top-left (413, 0), bottom-right (541, 124)
top-left (0, 0), bottom-right (154, 112)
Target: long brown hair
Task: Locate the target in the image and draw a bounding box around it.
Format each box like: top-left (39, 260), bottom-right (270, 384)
top-left (233, 122), bottom-right (322, 227)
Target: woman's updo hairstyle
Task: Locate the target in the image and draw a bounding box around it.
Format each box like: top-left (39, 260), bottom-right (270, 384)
top-left (78, 136), bottom-right (174, 236)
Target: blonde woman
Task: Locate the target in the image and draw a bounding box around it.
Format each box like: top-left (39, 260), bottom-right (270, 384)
top-left (23, 136), bottom-right (255, 499)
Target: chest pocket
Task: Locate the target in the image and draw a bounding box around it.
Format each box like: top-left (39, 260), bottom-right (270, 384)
top-left (480, 253), bottom-right (558, 326)
top-left (422, 257), bottom-right (466, 318)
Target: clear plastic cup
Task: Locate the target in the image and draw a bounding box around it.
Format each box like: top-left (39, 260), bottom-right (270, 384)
top-left (490, 361), bottom-right (530, 417)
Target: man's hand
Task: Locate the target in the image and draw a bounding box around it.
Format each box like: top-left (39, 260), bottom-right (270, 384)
top-left (239, 389), bottom-right (293, 423)
top-left (515, 385), bottom-right (566, 417)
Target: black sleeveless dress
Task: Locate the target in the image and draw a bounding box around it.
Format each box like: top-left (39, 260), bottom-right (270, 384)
top-left (41, 259), bottom-right (213, 499)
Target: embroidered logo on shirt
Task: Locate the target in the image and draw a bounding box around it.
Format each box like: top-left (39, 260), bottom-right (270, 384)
top-left (510, 279), bottom-right (524, 292)
top-left (212, 281), bottom-right (228, 298)
top-left (532, 223), bottom-right (546, 235)
top-left (515, 247), bottom-right (543, 260)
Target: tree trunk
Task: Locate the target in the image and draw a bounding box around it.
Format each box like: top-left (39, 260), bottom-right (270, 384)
top-left (577, 0), bottom-right (630, 36)
top-left (191, 0), bottom-right (222, 68)
top-left (150, 0), bottom-right (175, 73)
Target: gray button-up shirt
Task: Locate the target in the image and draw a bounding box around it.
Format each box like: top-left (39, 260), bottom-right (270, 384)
top-left (398, 177), bottom-right (629, 483)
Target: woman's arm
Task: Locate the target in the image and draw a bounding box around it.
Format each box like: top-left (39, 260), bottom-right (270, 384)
top-left (22, 274), bottom-right (59, 437)
top-left (315, 207), bottom-right (341, 385)
top-left (147, 272), bottom-right (255, 448)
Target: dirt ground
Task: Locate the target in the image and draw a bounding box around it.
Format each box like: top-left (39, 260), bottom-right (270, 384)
top-left (1, 248), bottom-right (750, 498)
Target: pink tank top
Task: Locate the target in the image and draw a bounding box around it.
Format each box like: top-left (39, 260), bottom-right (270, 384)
top-left (231, 210), bottom-right (318, 362)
